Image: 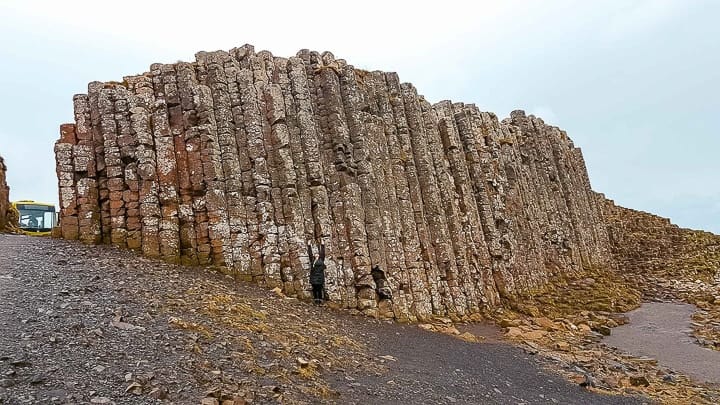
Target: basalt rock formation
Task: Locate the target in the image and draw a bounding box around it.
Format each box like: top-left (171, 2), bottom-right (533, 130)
top-left (0, 156), bottom-right (11, 232)
top-left (55, 45), bottom-right (614, 320)
top-left (601, 196), bottom-right (720, 295)
top-left (0, 155), bottom-right (10, 231)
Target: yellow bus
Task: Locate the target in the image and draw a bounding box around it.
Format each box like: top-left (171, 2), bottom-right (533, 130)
top-left (11, 200), bottom-right (57, 236)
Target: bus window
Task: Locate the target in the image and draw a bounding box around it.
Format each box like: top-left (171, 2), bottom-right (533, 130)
top-left (17, 204), bottom-right (55, 232)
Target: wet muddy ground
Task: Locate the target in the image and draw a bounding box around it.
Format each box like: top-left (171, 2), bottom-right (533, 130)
top-left (604, 302), bottom-right (720, 385)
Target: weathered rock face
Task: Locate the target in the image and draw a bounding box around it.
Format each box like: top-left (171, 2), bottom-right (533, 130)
top-left (55, 45), bottom-right (612, 320)
top-left (601, 195), bottom-right (720, 293)
top-left (0, 155), bottom-right (9, 231)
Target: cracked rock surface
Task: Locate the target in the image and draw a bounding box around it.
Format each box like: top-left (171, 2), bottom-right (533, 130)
top-left (54, 45), bottom-right (612, 320)
top-left (0, 155), bottom-right (9, 231)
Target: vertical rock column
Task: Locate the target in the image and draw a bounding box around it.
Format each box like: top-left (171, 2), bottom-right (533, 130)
top-left (452, 106), bottom-right (505, 305)
top-left (301, 50), bottom-right (353, 305)
top-left (56, 44), bottom-right (617, 319)
top-left (340, 66), bottom-right (399, 315)
top-left (194, 64), bottom-right (232, 267)
top-left (198, 52), bottom-right (243, 271)
top-left (419, 99), bottom-right (473, 313)
top-left (159, 64), bottom-right (194, 262)
top-left (258, 51), bottom-right (297, 288)
top-left (385, 73), bottom-right (435, 317)
top-left (126, 74), bottom-right (161, 258)
top-left (96, 86), bottom-right (119, 245)
top-left (0, 155), bottom-right (10, 231)
top-left (115, 88), bottom-right (142, 250)
top-left (274, 56), bottom-right (312, 296)
top-left (78, 87), bottom-right (103, 244)
top-left (363, 71), bottom-right (419, 316)
top-left (435, 101), bottom-right (493, 313)
top-left (237, 58), bottom-right (277, 283)
top-left (149, 65), bottom-right (181, 262)
top-left (221, 54), bottom-right (253, 277)
top-left (174, 63), bottom-right (201, 265)
top-left (287, 55), bottom-right (330, 297)
top-left (55, 125), bottom-right (78, 239)
top-left (401, 84), bottom-right (456, 314)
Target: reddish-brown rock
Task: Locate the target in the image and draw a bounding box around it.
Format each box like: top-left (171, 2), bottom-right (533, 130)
top-left (0, 155), bottom-right (9, 231)
top-left (55, 45), bottom-right (619, 319)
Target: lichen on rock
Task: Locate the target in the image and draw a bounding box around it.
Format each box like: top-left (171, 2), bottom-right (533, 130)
top-left (50, 45), bottom-right (640, 319)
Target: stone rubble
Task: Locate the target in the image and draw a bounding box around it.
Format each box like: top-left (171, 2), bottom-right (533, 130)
top-left (54, 45), bottom-right (613, 319)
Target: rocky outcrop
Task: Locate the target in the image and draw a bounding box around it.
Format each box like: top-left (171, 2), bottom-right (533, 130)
top-left (601, 195), bottom-right (720, 294)
top-left (55, 45), bottom-right (613, 320)
top-left (0, 155), bottom-right (10, 231)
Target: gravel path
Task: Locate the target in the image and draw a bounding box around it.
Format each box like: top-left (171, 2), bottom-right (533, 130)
top-left (0, 235), bottom-right (650, 404)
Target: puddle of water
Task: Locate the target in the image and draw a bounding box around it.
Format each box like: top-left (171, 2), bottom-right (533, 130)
top-left (604, 302), bottom-right (720, 384)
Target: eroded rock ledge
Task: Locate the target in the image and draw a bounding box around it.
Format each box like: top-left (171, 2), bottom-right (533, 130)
top-left (55, 45), bottom-right (613, 320)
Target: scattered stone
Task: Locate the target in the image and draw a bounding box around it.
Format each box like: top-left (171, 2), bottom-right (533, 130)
top-left (109, 319), bottom-right (146, 332)
top-left (10, 359), bottom-right (31, 367)
top-left (554, 341), bottom-right (570, 351)
top-left (629, 375), bottom-right (650, 387)
top-left (440, 326), bottom-right (461, 336)
top-left (125, 382), bottom-right (143, 395)
top-left (505, 327), bottom-right (522, 338)
top-left (149, 386), bottom-right (168, 400)
top-left (29, 374), bottom-right (47, 385)
top-left (458, 332), bottom-right (481, 343)
top-left (594, 326), bottom-right (611, 336)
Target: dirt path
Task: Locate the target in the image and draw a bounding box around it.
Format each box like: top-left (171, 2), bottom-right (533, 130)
top-left (0, 235), bottom-right (648, 404)
top-left (604, 302), bottom-right (720, 384)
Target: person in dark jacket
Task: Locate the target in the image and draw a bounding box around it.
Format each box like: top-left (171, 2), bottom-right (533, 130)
top-left (371, 265), bottom-right (393, 301)
top-left (307, 242), bottom-right (326, 305)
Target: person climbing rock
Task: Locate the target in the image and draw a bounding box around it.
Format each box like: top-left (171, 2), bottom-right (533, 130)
top-left (308, 242), bottom-right (326, 305)
top-left (371, 265), bottom-right (393, 301)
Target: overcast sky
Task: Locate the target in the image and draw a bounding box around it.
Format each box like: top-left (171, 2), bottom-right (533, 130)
top-left (1, 0), bottom-right (718, 233)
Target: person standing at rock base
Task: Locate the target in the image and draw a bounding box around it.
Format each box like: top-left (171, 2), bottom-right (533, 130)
top-left (307, 242), bottom-right (326, 305)
top-left (371, 265), bottom-right (393, 301)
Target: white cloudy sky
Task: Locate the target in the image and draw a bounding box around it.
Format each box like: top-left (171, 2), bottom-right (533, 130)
top-left (1, 0), bottom-right (718, 232)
